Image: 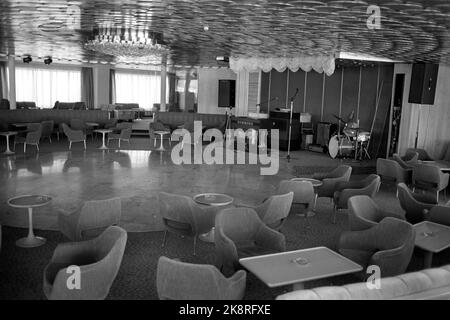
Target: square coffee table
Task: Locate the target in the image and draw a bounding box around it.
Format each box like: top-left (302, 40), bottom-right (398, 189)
top-left (239, 246), bottom-right (362, 290)
top-left (414, 221), bottom-right (450, 268)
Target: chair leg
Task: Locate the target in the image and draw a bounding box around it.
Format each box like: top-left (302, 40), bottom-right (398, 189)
top-left (313, 194), bottom-right (318, 210)
top-left (119, 140), bottom-right (121, 148)
top-left (24, 144), bottom-right (26, 153)
top-left (161, 230), bottom-right (168, 248)
top-left (84, 140), bottom-right (86, 150)
top-left (333, 205), bottom-right (337, 224)
top-left (36, 143), bottom-right (39, 151)
top-left (69, 141), bottom-right (72, 150)
top-left (193, 236), bottom-right (197, 256)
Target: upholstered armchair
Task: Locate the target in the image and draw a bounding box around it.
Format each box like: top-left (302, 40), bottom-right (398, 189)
top-left (278, 180), bottom-right (316, 214)
top-left (14, 123), bottom-right (42, 152)
top-left (377, 158), bottom-right (412, 186)
top-left (156, 256), bottom-right (247, 300)
top-left (149, 121), bottom-right (171, 147)
top-left (397, 183), bottom-right (437, 224)
top-left (70, 118), bottom-right (93, 139)
top-left (58, 198), bottom-right (122, 241)
top-left (62, 123), bottom-right (86, 150)
top-left (214, 208), bottom-right (286, 276)
top-left (40, 120), bottom-right (54, 143)
top-left (313, 165), bottom-right (352, 199)
top-left (348, 195), bottom-right (405, 231)
top-left (43, 226), bottom-right (127, 300)
top-left (393, 152), bottom-right (418, 169)
top-left (332, 174), bottom-right (381, 223)
top-left (412, 163), bottom-right (449, 202)
top-left (108, 122), bottom-right (132, 148)
top-left (405, 148), bottom-right (434, 161)
top-left (339, 217), bottom-right (415, 278)
top-left (159, 192), bottom-right (218, 255)
top-left (237, 192), bottom-right (293, 231)
top-left (426, 205), bottom-right (450, 226)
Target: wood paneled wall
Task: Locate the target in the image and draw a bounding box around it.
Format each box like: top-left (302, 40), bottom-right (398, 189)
top-left (260, 64), bottom-right (394, 157)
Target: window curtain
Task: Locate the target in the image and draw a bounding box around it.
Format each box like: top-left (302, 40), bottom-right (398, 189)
top-left (109, 69), bottom-right (116, 104)
top-left (15, 67), bottom-right (81, 108)
top-left (81, 67), bottom-right (94, 109)
top-left (0, 61), bottom-right (8, 100)
top-left (114, 70), bottom-right (168, 110)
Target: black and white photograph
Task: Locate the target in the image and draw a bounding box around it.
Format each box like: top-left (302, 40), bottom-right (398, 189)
top-left (0, 0), bottom-right (450, 306)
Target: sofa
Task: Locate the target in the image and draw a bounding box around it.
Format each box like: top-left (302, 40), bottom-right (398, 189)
top-left (53, 101), bottom-right (87, 110)
top-left (16, 101), bottom-right (37, 109)
top-left (154, 111), bottom-right (227, 132)
top-left (0, 109), bottom-right (111, 129)
top-left (100, 103), bottom-right (142, 121)
top-left (276, 264), bottom-right (450, 300)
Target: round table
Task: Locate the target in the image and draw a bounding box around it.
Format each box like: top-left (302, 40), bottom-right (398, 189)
top-left (94, 129), bottom-right (113, 150)
top-left (0, 131), bottom-right (18, 155)
top-left (194, 193), bottom-right (234, 242)
top-left (154, 131), bottom-right (171, 151)
top-left (8, 195), bottom-right (52, 248)
top-left (290, 178), bottom-right (323, 217)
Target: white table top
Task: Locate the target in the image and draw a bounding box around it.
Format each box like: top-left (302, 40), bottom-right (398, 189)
top-left (290, 177), bottom-right (323, 187)
top-left (154, 130), bottom-right (170, 135)
top-left (193, 193), bottom-right (234, 206)
top-left (0, 131), bottom-right (18, 136)
top-left (414, 221), bottom-right (450, 253)
top-left (239, 247), bottom-right (362, 288)
top-left (94, 129), bottom-right (113, 133)
top-left (8, 195), bottom-right (52, 209)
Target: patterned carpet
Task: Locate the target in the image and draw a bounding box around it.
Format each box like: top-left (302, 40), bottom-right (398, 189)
top-left (1, 181), bottom-right (449, 300)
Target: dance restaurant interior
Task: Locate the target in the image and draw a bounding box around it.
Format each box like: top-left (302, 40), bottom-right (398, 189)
top-left (1, 0), bottom-right (450, 302)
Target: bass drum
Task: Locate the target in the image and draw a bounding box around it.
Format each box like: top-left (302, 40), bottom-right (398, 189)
top-left (328, 135), bottom-right (340, 159)
top-left (328, 135), bottom-right (354, 159)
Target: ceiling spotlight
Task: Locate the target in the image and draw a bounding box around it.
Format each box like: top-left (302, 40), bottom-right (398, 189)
top-left (203, 25), bottom-right (209, 31)
top-left (44, 56), bottom-right (53, 65)
top-left (216, 56), bottom-right (229, 63)
top-left (23, 55), bottom-right (32, 63)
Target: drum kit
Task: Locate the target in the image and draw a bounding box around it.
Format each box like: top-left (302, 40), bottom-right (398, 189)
top-left (328, 115), bottom-right (371, 160)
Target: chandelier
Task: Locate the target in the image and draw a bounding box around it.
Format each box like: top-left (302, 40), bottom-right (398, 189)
top-left (85, 27), bottom-right (169, 59)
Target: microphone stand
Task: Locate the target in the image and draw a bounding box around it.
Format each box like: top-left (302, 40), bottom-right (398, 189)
top-left (287, 89), bottom-right (299, 162)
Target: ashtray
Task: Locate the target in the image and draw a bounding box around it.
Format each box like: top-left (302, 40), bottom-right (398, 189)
top-left (292, 257), bottom-right (310, 265)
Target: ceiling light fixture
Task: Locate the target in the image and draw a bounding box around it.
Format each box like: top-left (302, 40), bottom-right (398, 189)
top-left (84, 27), bottom-right (169, 59)
top-left (22, 55), bottom-right (32, 63)
top-left (44, 56), bottom-right (53, 65)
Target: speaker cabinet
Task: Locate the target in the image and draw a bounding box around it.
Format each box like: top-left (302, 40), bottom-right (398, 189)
top-left (408, 64), bottom-right (439, 105)
top-left (218, 80), bottom-right (236, 108)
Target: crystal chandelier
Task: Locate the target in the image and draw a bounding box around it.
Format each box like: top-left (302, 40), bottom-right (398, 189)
top-left (85, 26), bottom-right (169, 59)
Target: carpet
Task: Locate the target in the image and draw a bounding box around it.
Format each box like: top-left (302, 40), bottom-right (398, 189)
top-left (1, 183), bottom-right (449, 300)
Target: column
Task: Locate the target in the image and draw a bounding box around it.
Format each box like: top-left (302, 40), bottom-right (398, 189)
top-left (8, 56), bottom-right (16, 109)
top-left (160, 58), bottom-right (167, 112)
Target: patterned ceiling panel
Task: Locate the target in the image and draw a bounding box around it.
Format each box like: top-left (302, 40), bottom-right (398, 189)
top-left (0, 0), bottom-right (449, 67)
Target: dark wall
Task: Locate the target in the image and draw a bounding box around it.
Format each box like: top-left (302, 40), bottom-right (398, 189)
top-left (260, 63), bottom-right (394, 158)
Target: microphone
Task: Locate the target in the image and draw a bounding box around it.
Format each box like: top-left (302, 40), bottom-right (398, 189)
top-left (290, 88), bottom-right (299, 102)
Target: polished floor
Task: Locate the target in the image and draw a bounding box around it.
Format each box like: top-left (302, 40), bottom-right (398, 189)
top-left (0, 136), bottom-right (357, 232)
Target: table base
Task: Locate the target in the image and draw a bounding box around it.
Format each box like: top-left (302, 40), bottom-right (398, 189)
top-left (199, 227), bottom-right (215, 243)
top-left (16, 236), bottom-right (46, 248)
top-left (98, 145), bottom-right (109, 150)
top-left (2, 150), bottom-right (15, 155)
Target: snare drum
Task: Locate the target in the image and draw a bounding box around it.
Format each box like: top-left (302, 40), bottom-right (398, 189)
top-left (357, 131), bottom-right (371, 142)
top-left (328, 135), bottom-right (354, 159)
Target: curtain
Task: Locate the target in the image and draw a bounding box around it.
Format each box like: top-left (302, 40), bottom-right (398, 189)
top-left (81, 67), bottom-right (94, 109)
top-left (109, 69), bottom-right (116, 104)
top-left (0, 61), bottom-right (8, 100)
top-left (15, 66), bottom-right (81, 108)
top-left (114, 70), bottom-right (169, 110)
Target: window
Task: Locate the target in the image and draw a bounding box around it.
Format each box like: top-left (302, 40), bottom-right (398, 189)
top-left (16, 66), bottom-right (81, 109)
top-left (115, 70), bottom-right (168, 110)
